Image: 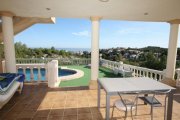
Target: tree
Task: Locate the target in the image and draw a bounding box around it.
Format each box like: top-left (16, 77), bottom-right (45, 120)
top-left (15, 42), bottom-right (29, 58)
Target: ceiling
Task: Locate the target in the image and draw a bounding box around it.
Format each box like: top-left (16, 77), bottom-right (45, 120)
top-left (0, 0), bottom-right (180, 22)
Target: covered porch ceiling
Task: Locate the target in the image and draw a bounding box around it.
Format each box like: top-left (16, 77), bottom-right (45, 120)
top-left (0, 0), bottom-right (180, 22)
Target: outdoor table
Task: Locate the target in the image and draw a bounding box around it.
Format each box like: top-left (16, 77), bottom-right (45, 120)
top-left (97, 77), bottom-right (175, 120)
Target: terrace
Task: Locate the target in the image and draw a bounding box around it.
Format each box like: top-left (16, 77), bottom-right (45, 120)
top-left (0, 0), bottom-right (180, 120)
top-left (0, 84), bottom-right (179, 120)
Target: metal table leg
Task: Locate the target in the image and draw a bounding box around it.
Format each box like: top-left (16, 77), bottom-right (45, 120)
top-left (106, 94), bottom-right (110, 120)
top-left (98, 82), bottom-right (101, 110)
top-left (167, 90), bottom-right (174, 120)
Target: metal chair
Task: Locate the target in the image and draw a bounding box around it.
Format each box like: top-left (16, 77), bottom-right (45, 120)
top-left (138, 89), bottom-right (171, 120)
top-left (111, 92), bottom-right (139, 120)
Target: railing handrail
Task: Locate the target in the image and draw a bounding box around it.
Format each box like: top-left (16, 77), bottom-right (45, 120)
top-left (16, 58), bottom-right (91, 65)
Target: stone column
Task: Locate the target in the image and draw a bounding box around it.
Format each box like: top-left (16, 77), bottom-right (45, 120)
top-left (165, 22), bottom-right (179, 80)
top-left (90, 17), bottom-right (101, 89)
top-left (1, 11), bottom-right (16, 73)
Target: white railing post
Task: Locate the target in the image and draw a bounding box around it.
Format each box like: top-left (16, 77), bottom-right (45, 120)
top-left (47, 60), bottom-right (60, 88)
top-left (175, 68), bottom-right (180, 87)
top-left (38, 68), bottom-right (41, 81)
top-left (2, 60), bottom-right (6, 73)
top-left (30, 67), bottom-right (34, 81)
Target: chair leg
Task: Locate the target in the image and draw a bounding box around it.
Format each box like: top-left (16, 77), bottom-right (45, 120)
top-left (135, 99), bottom-right (138, 115)
top-left (124, 110), bottom-right (127, 120)
top-left (164, 97), bottom-right (167, 120)
top-left (131, 108), bottom-right (133, 120)
top-left (151, 106), bottom-right (153, 120)
top-left (111, 104), bottom-right (115, 119)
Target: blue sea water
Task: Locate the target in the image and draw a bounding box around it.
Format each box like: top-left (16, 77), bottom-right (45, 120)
top-left (57, 48), bottom-right (90, 52)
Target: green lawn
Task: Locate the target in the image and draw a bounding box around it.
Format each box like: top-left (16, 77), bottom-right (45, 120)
top-left (59, 65), bottom-right (122, 87)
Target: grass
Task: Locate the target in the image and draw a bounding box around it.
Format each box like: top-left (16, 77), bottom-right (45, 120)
top-left (59, 65), bottom-right (122, 87)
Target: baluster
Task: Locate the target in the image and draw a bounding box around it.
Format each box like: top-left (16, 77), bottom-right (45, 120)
top-left (30, 68), bottom-right (34, 81)
top-left (38, 68), bottom-right (41, 81)
top-left (143, 71), bottom-right (145, 77)
top-left (138, 70), bottom-right (141, 77)
top-left (146, 71), bottom-right (148, 77)
top-left (139, 70), bottom-right (142, 77)
top-left (136, 69), bottom-right (138, 76)
top-left (45, 67), bottom-right (48, 81)
top-left (150, 72), bottom-right (153, 78)
top-left (132, 69), bottom-right (135, 77)
top-left (134, 69), bottom-right (137, 76)
top-left (23, 67), bottom-right (26, 75)
top-left (177, 70), bottom-right (180, 80)
top-left (137, 69), bottom-right (140, 77)
top-left (154, 73), bottom-right (157, 80)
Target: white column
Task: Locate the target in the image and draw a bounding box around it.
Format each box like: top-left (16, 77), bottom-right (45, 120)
top-left (165, 24), bottom-right (179, 79)
top-left (47, 60), bottom-right (60, 88)
top-left (2, 15), bottom-right (16, 73)
top-left (90, 17), bottom-right (101, 80)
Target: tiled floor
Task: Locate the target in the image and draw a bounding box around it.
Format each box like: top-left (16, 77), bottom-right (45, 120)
top-left (0, 83), bottom-right (180, 120)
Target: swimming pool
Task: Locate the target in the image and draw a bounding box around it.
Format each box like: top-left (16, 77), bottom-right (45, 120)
top-left (18, 68), bottom-right (76, 81)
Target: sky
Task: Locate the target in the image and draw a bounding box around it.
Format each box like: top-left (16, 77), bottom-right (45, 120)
top-left (14, 18), bottom-right (180, 49)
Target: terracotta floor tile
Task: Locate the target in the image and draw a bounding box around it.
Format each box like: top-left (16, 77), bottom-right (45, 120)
top-left (32, 116), bottom-right (48, 120)
top-left (49, 109), bottom-right (64, 116)
top-left (34, 109), bottom-right (50, 117)
top-left (48, 115), bottom-right (63, 120)
top-left (78, 113), bottom-right (92, 120)
top-left (24, 104), bottom-right (40, 110)
top-left (78, 107), bottom-right (91, 114)
top-left (64, 108), bottom-right (77, 116)
top-left (38, 102), bottom-right (53, 110)
top-left (90, 107), bottom-right (101, 114)
top-left (1, 84), bottom-right (180, 120)
top-left (52, 102), bottom-right (65, 108)
top-left (16, 118), bottom-right (33, 120)
top-left (92, 113), bottom-right (104, 120)
top-left (63, 115), bottom-right (77, 120)
top-left (18, 110), bottom-right (36, 119)
top-left (65, 101), bottom-right (77, 108)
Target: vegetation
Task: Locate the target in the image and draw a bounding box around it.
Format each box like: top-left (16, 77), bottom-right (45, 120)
top-left (100, 46), bottom-right (180, 70)
top-left (0, 42), bottom-right (89, 59)
top-left (1, 42), bottom-right (180, 71)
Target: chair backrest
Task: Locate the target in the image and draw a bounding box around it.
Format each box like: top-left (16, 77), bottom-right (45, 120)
top-left (118, 92), bottom-right (139, 107)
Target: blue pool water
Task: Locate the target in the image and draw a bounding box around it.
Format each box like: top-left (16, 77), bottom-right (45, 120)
top-left (18, 68), bottom-right (76, 81)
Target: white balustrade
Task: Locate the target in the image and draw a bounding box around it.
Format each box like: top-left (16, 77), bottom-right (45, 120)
top-left (11, 58), bottom-right (171, 82)
top-left (100, 59), bottom-right (164, 81)
top-left (175, 68), bottom-right (180, 87)
top-left (16, 58), bottom-right (91, 65)
top-left (16, 63), bottom-right (47, 82)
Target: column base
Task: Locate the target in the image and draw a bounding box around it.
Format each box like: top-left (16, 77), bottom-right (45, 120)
top-left (89, 80), bottom-right (98, 90)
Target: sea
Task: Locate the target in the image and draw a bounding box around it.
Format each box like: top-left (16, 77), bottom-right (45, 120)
top-left (57, 48), bottom-right (91, 53)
